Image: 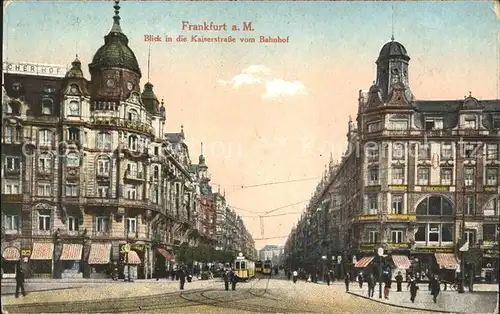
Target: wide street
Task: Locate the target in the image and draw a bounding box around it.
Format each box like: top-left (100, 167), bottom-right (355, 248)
top-left (2, 275), bottom-right (498, 314)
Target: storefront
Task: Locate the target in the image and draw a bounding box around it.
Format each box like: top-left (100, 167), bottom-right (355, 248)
top-left (122, 250), bottom-right (141, 281)
top-left (59, 244), bottom-right (83, 278)
top-left (155, 247), bottom-right (175, 278)
top-left (389, 255), bottom-right (411, 279)
top-left (353, 255), bottom-right (376, 278)
top-left (1, 246), bottom-right (20, 278)
top-left (30, 243), bottom-right (54, 278)
top-left (88, 243), bottom-right (112, 279)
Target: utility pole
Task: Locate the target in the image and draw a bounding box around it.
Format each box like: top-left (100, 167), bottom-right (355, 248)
top-left (458, 186), bottom-right (466, 293)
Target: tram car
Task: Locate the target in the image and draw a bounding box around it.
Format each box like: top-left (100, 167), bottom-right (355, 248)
top-left (263, 260), bottom-right (273, 275)
top-left (234, 256), bottom-right (255, 281)
top-left (255, 260), bottom-right (263, 273)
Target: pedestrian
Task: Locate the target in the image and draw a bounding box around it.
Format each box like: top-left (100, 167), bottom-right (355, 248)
top-left (292, 270), bottom-right (298, 283)
top-left (409, 276), bottom-right (419, 303)
top-left (395, 271), bottom-right (403, 292)
top-left (223, 269), bottom-right (230, 291)
top-left (357, 272), bottom-right (364, 288)
top-left (287, 271), bottom-right (291, 281)
top-left (155, 265), bottom-right (161, 281)
top-left (15, 264), bottom-right (26, 298)
top-left (307, 274), bottom-right (312, 283)
top-left (325, 271), bottom-right (331, 286)
top-left (230, 269), bottom-right (238, 290)
top-left (344, 272), bottom-right (351, 292)
top-left (384, 276), bottom-right (391, 299)
top-left (367, 273), bottom-right (375, 297)
top-left (430, 275), bottom-right (441, 303)
top-left (178, 268), bottom-right (186, 290)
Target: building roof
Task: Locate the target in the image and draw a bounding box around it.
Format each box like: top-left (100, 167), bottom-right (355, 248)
top-left (377, 39), bottom-right (410, 62)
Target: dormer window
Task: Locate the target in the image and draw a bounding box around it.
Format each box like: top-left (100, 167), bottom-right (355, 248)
top-left (425, 117), bottom-right (443, 130)
top-left (464, 117), bottom-right (476, 129)
top-left (128, 109), bottom-right (138, 121)
top-left (41, 98), bottom-right (53, 115)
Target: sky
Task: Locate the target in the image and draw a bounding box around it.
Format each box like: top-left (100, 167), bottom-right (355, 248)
top-left (3, 1), bottom-right (500, 250)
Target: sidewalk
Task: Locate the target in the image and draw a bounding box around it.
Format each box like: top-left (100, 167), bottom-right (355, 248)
top-left (347, 284), bottom-right (499, 314)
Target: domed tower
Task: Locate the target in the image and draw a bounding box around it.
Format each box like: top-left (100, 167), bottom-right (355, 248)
top-left (88, 0), bottom-right (141, 101)
top-left (61, 55), bottom-right (90, 117)
top-left (375, 37), bottom-right (410, 102)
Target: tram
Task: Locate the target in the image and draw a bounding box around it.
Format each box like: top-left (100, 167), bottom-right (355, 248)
top-left (233, 253), bottom-right (255, 281)
top-left (255, 260), bottom-right (263, 273)
top-left (263, 260), bottom-right (273, 275)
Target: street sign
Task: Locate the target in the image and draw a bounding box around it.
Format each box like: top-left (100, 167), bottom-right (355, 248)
top-left (122, 244), bottom-right (131, 253)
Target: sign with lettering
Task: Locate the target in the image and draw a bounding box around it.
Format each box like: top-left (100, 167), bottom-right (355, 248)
top-left (422, 186), bottom-right (449, 192)
top-left (131, 244), bottom-right (144, 251)
top-left (21, 249), bottom-right (31, 256)
top-left (484, 186), bottom-right (498, 192)
top-left (358, 215), bottom-right (378, 221)
top-left (387, 214), bottom-right (417, 221)
top-left (365, 185), bottom-right (381, 191)
top-left (3, 61), bottom-right (67, 78)
top-left (389, 185), bottom-right (408, 191)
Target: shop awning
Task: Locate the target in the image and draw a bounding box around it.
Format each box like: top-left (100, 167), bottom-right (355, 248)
top-left (88, 243), bottom-right (111, 264)
top-left (60, 244), bottom-right (83, 261)
top-left (157, 248), bottom-right (175, 261)
top-left (354, 256), bottom-right (375, 268)
top-left (2, 247), bottom-right (20, 261)
top-left (126, 251), bottom-right (141, 265)
top-left (392, 255), bottom-right (411, 269)
top-left (31, 243), bottom-right (54, 260)
top-left (435, 253), bottom-right (459, 270)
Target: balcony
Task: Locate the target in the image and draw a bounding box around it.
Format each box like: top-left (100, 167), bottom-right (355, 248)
top-left (91, 116), bottom-right (153, 135)
top-left (2, 136), bottom-right (25, 145)
top-left (356, 215), bottom-right (379, 222)
top-left (26, 115), bottom-right (60, 124)
top-left (4, 167), bottom-right (21, 177)
top-left (124, 170), bottom-right (144, 182)
top-left (86, 197), bottom-right (118, 207)
top-left (37, 168), bottom-right (52, 179)
top-left (2, 194), bottom-right (23, 203)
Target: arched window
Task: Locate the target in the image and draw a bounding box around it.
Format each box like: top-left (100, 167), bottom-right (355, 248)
top-left (38, 152), bottom-right (52, 172)
top-left (66, 152), bottom-right (79, 167)
top-left (41, 98), bottom-right (53, 115)
top-left (416, 196), bottom-right (454, 216)
top-left (38, 129), bottom-right (53, 146)
top-left (96, 132), bottom-right (112, 150)
top-left (484, 197), bottom-right (499, 216)
top-left (153, 165), bottom-right (159, 179)
top-left (127, 109), bottom-right (138, 121)
top-left (96, 155), bottom-right (111, 176)
top-left (128, 135), bottom-right (138, 151)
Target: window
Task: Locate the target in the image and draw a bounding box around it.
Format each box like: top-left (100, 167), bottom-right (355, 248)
top-left (152, 187), bottom-right (159, 204)
top-left (366, 144), bottom-right (379, 162)
top-left (5, 156), bottom-right (20, 171)
top-left (367, 194), bottom-right (378, 214)
top-left (417, 167), bottom-right (430, 185)
top-left (68, 101), bottom-right (80, 116)
top-left (3, 125), bottom-right (12, 143)
top-left (38, 212), bottom-right (51, 231)
top-left (66, 153), bottom-right (79, 167)
top-left (392, 143), bottom-right (405, 160)
top-left (441, 143), bottom-right (453, 159)
top-left (415, 224), bottom-right (426, 242)
top-left (4, 214), bottom-right (19, 231)
top-left (68, 216), bottom-right (79, 232)
top-left (425, 118), bottom-right (443, 130)
top-left (493, 117), bottom-right (500, 129)
top-left (38, 153), bottom-right (52, 172)
top-left (41, 98), bottom-right (53, 115)
top-left (125, 217), bottom-right (137, 233)
top-left (391, 195), bottom-right (403, 214)
top-left (465, 195), bottom-right (475, 215)
top-left (440, 168), bottom-right (453, 185)
top-left (37, 183), bottom-right (51, 196)
top-left (4, 181), bottom-right (20, 194)
top-left (464, 144), bottom-right (476, 159)
top-left (68, 128), bottom-right (80, 141)
top-left (465, 230), bottom-right (475, 244)
top-left (391, 230), bottom-right (403, 243)
top-left (38, 129), bottom-right (52, 146)
top-left (153, 165), bottom-right (159, 179)
top-left (483, 224), bottom-right (498, 242)
top-left (97, 157), bottom-right (110, 176)
top-left (128, 135), bottom-right (138, 151)
top-left (97, 185), bottom-right (109, 198)
top-left (389, 117), bottom-right (408, 130)
top-left (128, 109), bottom-right (138, 121)
top-left (65, 182), bottom-right (78, 197)
top-left (127, 163), bottom-right (138, 176)
top-left (486, 168), bottom-right (498, 186)
top-left (368, 167), bottom-right (379, 185)
top-left (96, 132), bottom-right (112, 150)
top-left (428, 224), bottom-right (440, 242)
top-left (126, 186), bottom-right (137, 200)
top-left (416, 196), bottom-right (454, 216)
top-left (392, 167), bottom-right (404, 185)
top-left (464, 167), bottom-right (475, 186)
top-left (484, 198), bottom-right (499, 216)
top-left (154, 147), bottom-right (159, 155)
top-left (442, 224), bottom-right (453, 242)
top-left (418, 144), bottom-right (431, 160)
top-left (368, 231), bottom-right (379, 243)
top-left (96, 216), bottom-right (108, 232)
top-left (464, 118), bottom-right (476, 129)
top-left (367, 121), bottom-right (381, 133)
top-left (486, 144), bottom-right (499, 160)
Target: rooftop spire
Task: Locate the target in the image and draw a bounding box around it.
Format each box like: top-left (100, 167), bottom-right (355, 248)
top-left (147, 43), bottom-right (151, 82)
top-left (391, 2), bottom-right (395, 41)
top-left (201, 142), bottom-right (204, 155)
top-left (110, 0), bottom-right (123, 34)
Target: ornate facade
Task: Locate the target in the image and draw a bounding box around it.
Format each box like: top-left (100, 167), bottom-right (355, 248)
top-left (285, 39), bottom-right (500, 281)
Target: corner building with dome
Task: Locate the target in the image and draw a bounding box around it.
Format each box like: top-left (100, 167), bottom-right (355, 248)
top-left (285, 39), bottom-right (500, 283)
top-left (1, 1), bottom-right (255, 279)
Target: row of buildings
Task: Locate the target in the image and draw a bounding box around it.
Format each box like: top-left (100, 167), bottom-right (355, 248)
top-left (258, 245), bottom-right (285, 266)
top-left (284, 38), bottom-right (500, 281)
top-left (1, 1), bottom-right (255, 279)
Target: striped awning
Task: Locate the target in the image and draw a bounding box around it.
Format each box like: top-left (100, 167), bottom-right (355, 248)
top-left (435, 253), bottom-right (459, 270)
top-left (354, 256), bottom-right (375, 268)
top-left (60, 244), bottom-right (83, 261)
top-left (31, 243), bottom-right (54, 260)
top-left (2, 247), bottom-right (20, 261)
top-left (157, 248), bottom-right (175, 261)
top-left (88, 243), bottom-right (111, 264)
top-left (392, 255), bottom-right (411, 269)
top-left (125, 250), bottom-right (141, 265)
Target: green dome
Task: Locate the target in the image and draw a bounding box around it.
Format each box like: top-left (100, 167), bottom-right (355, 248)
top-left (88, 2), bottom-right (141, 76)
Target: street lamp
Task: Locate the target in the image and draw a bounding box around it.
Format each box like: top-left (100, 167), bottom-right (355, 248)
top-left (377, 247), bottom-right (384, 299)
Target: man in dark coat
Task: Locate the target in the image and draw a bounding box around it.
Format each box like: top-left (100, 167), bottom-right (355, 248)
top-left (367, 273), bottom-right (375, 297)
top-left (178, 268), bottom-right (186, 290)
top-left (395, 271), bottom-right (403, 292)
top-left (15, 265), bottom-right (27, 298)
top-left (155, 265), bottom-right (161, 281)
top-left (344, 272), bottom-right (351, 292)
top-left (357, 272), bottom-right (364, 288)
top-left (409, 275), bottom-right (419, 303)
top-left (325, 271), bottom-right (331, 286)
top-left (230, 269), bottom-right (238, 290)
top-left (430, 274), bottom-right (441, 303)
top-left (223, 269), bottom-right (230, 290)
